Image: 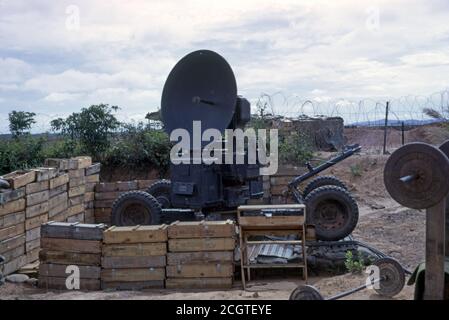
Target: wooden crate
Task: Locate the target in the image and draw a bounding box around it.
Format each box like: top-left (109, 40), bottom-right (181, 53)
top-left (101, 255), bottom-right (166, 268)
top-left (39, 263), bottom-right (101, 279)
top-left (101, 280), bottom-right (164, 290)
top-left (39, 250), bottom-right (101, 266)
top-left (41, 222), bottom-right (105, 241)
top-left (101, 268), bottom-right (165, 282)
top-left (0, 187), bottom-right (25, 205)
top-left (168, 220), bottom-right (235, 239)
top-left (168, 238), bottom-right (235, 252)
top-left (41, 238), bottom-right (101, 254)
top-left (102, 243), bottom-right (166, 257)
top-left (2, 170), bottom-right (36, 189)
top-left (165, 277), bottom-right (233, 289)
top-left (39, 276), bottom-right (101, 290)
top-left (166, 264), bottom-right (234, 278)
top-left (103, 225), bottom-right (167, 244)
top-left (0, 198), bottom-right (26, 216)
top-left (167, 251), bottom-right (233, 265)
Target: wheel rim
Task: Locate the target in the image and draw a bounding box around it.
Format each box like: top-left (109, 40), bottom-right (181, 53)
top-left (313, 199), bottom-right (348, 231)
top-left (119, 202), bottom-right (151, 226)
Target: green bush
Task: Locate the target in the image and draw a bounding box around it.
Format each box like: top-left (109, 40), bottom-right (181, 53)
top-left (104, 122), bottom-right (171, 175)
top-left (278, 132), bottom-right (313, 165)
top-left (0, 136), bottom-right (45, 175)
top-left (345, 250), bottom-right (365, 274)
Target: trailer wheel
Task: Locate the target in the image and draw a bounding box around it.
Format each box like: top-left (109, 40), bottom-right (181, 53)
top-left (146, 179), bottom-right (172, 208)
top-left (304, 185), bottom-right (358, 241)
top-left (111, 191), bottom-right (161, 226)
top-left (302, 175), bottom-right (348, 198)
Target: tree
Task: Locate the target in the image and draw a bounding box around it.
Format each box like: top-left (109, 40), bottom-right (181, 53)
top-left (8, 111), bottom-right (36, 137)
top-left (51, 104), bottom-right (120, 160)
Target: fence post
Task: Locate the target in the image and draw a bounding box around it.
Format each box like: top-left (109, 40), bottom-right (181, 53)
top-left (401, 121), bottom-right (405, 145)
top-left (383, 101), bottom-right (389, 154)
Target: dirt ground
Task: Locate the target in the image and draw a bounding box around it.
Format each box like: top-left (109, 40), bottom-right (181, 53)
top-left (2, 125), bottom-right (446, 300)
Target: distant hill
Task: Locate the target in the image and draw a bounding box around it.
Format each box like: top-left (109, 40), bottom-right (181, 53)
top-left (349, 118), bottom-right (443, 127)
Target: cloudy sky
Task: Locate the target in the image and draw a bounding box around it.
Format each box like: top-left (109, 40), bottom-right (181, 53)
top-left (1, 0), bottom-right (449, 132)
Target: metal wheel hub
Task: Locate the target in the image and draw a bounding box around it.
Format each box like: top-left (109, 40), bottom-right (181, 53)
top-left (121, 204), bottom-right (149, 225)
top-left (315, 200), bottom-right (347, 230)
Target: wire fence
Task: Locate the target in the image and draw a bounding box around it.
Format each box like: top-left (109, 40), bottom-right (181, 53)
top-left (1, 90), bottom-right (448, 140)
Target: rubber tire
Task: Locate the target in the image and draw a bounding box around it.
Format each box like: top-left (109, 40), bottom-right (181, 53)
top-left (146, 179), bottom-right (171, 208)
top-left (304, 185), bottom-right (359, 241)
top-left (302, 175), bottom-right (348, 198)
top-left (111, 191), bottom-right (161, 226)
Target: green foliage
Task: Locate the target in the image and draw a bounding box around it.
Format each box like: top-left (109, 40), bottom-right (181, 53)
top-left (51, 104), bottom-right (120, 160)
top-left (8, 111), bottom-right (36, 137)
top-left (104, 122), bottom-right (171, 175)
top-left (345, 250), bottom-right (365, 274)
top-left (278, 132), bottom-right (313, 165)
top-left (0, 136), bottom-right (46, 175)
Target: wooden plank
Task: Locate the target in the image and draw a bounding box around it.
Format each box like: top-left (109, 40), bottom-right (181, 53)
top-left (25, 226), bottom-right (40, 242)
top-left (39, 249), bottom-right (101, 265)
top-left (101, 255), bottom-right (166, 268)
top-left (68, 168), bottom-right (85, 178)
top-left (68, 156), bottom-right (92, 170)
top-left (238, 215), bottom-right (305, 229)
top-left (3, 255), bottom-right (26, 275)
top-left (67, 212), bottom-right (84, 223)
top-left (69, 195), bottom-right (84, 206)
top-left (49, 192), bottom-right (68, 209)
top-left (51, 211), bottom-right (69, 222)
top-left (168, 220), bottom-right (235, 239)
top-left (26, 190), bottom-right (49, 206)
top-left (167, 251), bottom-right (234, 265)
top-left (85, 182), bottom-right (96, 192)
top-left (33, 167), bottom-right (58, 182)
top-left (26, 201), bottom-right (49, 219)
top-left (101, 280), bottom-right (164, 290)
top-left (102, 243), bottom-right (166, 257)
top-left (49, 174), bottom-right (69, 189)
top-left (44, 158), bottom-right (69, 171)
top-left (69, 176), bottom-right (86, 188)
top-left (94, 199), bottom-right (115, 208)
top-left (84, 209), bottom-right (95, 224)
top-left (41, 237), bottom-right (101, 253)
top-left (0, 234), bottom-right (25, 253)
top-left (2, 170), bottom-right (36, 189)
top-left (95, 191), bottom-right (122, 201)
top-left (0, 223), bottom-right (25, 241)
top-left (39, 263), bottom-right (101, 279)
top-left (41, 222), bottom-right (105, 240)
top-left (86, 174), bottom-right (99, 184)
top-left (68, 185), bottom-right (86, 198)
top-left (49, 201), bottom-right (68, 218)
top-left (26, 247), bottom-right (40, 264)
top-left (95, 181), bottom-right (138, 193)
top-left (103, 225), bottom-right (168, 244)
top-left (0, 211), bottom-right (25, 229)
top-left (39, 276), bottom-right (100, 290)
top-left (94, 208), bottom-right (111, 224)
top-left (67, 204), bottom-right (84, 216)
top-left (2, 244), bottom-right (25, 261)
top-left (84, 192), bottom-right (95, 202)
top-left (166, 263), bottom-right (234, 278)
top-left (101, 268), bottom-right (165, 282)
top-left (26, 180), bottom-right (49, 194)
top-left (26, 238), bottom-right (40, 252)
top-left (424, 201), bottom-right (446, 300)
top-left (168, 238), bottom-right (235, 252)
top-left (0, 198), bottom-right (26, 216)
top-left (49, 184), bottom-right (68, 198)
top-left (0, 187), bottom-right (25, 205)
top-left (165, 277), bottom-right (233, 289)
top-left (85, 163), bottom-right (101, 176)
top-left (85, 201), bottom-right (94, 209)
top-left (25, 213), bottom-right (48, 230)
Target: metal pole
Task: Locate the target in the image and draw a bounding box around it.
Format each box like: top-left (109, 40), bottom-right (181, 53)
top-left (383, 101), bottom-right (389, 154)
top-left (401, 121), bottom-right (405, 145)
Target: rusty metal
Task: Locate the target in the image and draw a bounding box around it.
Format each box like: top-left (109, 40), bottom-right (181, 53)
top-left (384, 142), bottom-right (449, 209)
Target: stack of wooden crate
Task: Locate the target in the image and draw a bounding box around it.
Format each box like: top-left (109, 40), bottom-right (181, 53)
top-left (0, 171), bottom-right (28, 274)
top-left (39, 221), bottom-right (105, 290)
top-left (84, 163), bottom-right (101, 224)
top-left (166, 220), bottom-right (236, 289)
top-left (94, 181), bottom-right (139, 224)
top-left (48, 172), bottom-right (69, 222)
top-left (101, 225), bottom-right (167, 290)
top-left (66, 157), bottom-right (91, 223)
top-left (25, 168), bottom-right (57, 263)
